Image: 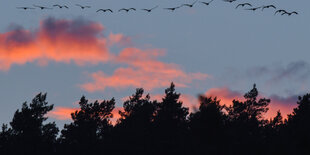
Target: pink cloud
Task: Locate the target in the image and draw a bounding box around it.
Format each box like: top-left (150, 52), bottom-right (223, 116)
top-left (0, 17), bottom-right (116, 70)
top-left (204, 87), bottom-right (297, 119)
top-left (81, 48), bottom-right (209, 92)
top-left (47, 107), bottom-right (78, 120)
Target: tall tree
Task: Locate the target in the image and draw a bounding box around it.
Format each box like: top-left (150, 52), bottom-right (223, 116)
top-left (153, 83), bottom-right (189, 154)
top-left (285, 94), bottom-right (310, 154)
top-left (189, 96), bottom-right (227, 155)
top-left (226, 84), bottom-right (270, 155)
top-left (113, 88), bottom-right (157, 155)
top-left (60, 96), bottom-right (115, 154)
top-left (9, 93), bottom-right (58, 155)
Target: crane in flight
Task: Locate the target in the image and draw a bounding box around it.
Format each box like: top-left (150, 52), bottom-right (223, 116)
top-left (261, 5), bottom-right (276, 11)
top-left (53, 4), bottom-right (69, 9)
top-left (97, 9), bottom-right (113, 13)
top-left (119, 8), bottom-right (136, 12)
top-left (33, 5), bottom-right (52, 10)
top-left (141, 6), bottom-right (159, 12)
top-left (17, 7), bottom-right (35, 10)
top-left (181, 0), bottom-right (198, 8)
top-left (236, 3), bottom-right (252, 9)
top-left (200, 0), bottom-right (214, 6)
top-left (76, 4), bottom-right (91, 9)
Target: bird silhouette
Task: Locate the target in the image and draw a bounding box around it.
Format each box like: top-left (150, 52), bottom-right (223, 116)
top-left (261, 5), bottom-right (276, 11)
top-left (97, 9), bottom-right (113, 13)
top-left (33, 5), bottom-right (52, 10)
top-left (118, 8), bottom-right (136, 12)
top-left (282, 11), bottom-right (298, 16)
top-left (141, 6), bottom-right (158, 12)
top-left (236, 3), bottom-right (252, 9)
top-left (76, 4), bottom-right (91, 9)
top-left (200, 0), bottom-right (214, 6)
top-left (245, 7), bottom-right (261, 11)
top-left (274, 9), bottom-right (287, 15)
top-left (17, 7), bottom-right (35, 10)
top-left (223, 0), bottom-right (236, 3)
top-left (53, 4), bottom-right (69, 9)
top-left (181, 0), bottom-right (198, 8)
top-left (164, 6), bottom-right (180, 11)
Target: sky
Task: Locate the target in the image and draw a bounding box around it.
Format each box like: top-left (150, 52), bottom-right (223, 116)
top-left (0, 0), bottom-right (309, 127)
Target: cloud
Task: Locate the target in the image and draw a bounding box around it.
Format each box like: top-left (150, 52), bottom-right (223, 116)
top-left (1, 17), bottom-right (209, 92)
top-left (205, 87), bottom-right (243, 106)
top-left (247, 61), bottom-right (310, 83)
top-left (204, 87), bottom-right (297, 119)
top-left (49, 105), bottom-right (122, 125)
top-left (47, 107), bottom-right (78, 120)
top-left (81, 48), bottom-right (209, 92)
top-left (0, 17), bottom-right (134, 70)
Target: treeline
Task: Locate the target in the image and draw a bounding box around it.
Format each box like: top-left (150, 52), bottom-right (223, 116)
top-left (1, 83), bottom-right (310, 155)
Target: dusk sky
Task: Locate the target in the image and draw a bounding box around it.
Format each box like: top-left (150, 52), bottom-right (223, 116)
top-left (0, 0), bottom-right (309, 127)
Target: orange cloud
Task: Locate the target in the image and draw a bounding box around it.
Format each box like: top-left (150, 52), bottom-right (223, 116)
top-left (48, 107), bottom-right (78, 120)
top-left (0, 17), bottom-right (128, 70)
top-left (205, 87), bottom-right (243, 106)
top-left (49, 105), bottom-right (122, 125)
top-left (81, 48), bottom-right (209, 92)
top-left (204, 87), bottom-right (297, 119)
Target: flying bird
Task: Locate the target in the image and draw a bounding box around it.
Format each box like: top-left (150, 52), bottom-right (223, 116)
top-left (118, 8), bottom-right (136, 12)
top-left (200, 0), bottom-right (214, 6)
top-left (97, 9), bottom-right (113, 13)
top-left (223, 0), bottom-right (236, 3)
top-left (282, 11), bottom-right (298, 16)
top-left (17, 7), bottom-right (35, 10)
top-left (33, 5), bottom-right (52, 10)
top-left (75, 4), bottom-right (91, 9)
top-left (245, 7), bottom-right (261, 11)
top-left (164, 6), bottom-right (180, 11)
top-left (53, 4), bottom-right (69, 9)
top-left (141, 6), bottom-right (158, 12)
top-left (236, 3), bottom-right (252, 9)
top-left (274, 9), bottom-right (287, 15)
top-left (181, 0), bottom-right (198, 8)
top-left (261, 5), bottom-right (276, 11)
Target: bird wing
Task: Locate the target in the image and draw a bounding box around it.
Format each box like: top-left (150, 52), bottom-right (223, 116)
top-left (181, 4), bottom-right (190, 7)
top-left (292, 11), bottom-right (298, 14)
top-left (235, 4), bottom-right (241, 9)
top-left (151, 5), bottom-right (159, 10)
top-left (192, 0), bottom-right (198, 5)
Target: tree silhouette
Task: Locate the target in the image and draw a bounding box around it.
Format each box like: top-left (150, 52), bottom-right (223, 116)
top-left (285, 94), bottom-right (310, 154)
top-left (113, 88), bottom-right (157, 155)
top-left (1, 84), bottom-right (310, 155)
top-left (0, 124), bottom-right (12, 154)
top-left (59, 96), bottom-right (115, 154)
top-left (7, 93), bottom-right (58, 155)
top-left (189, 95), bottom-right (227, 154)
top-left (226, 84), bottom-right (270, 155)
top-left (153, 82), bottom-right (189, 154)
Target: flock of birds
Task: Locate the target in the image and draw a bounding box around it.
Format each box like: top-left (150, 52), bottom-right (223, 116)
top-left (16, 0), bottom-right (298, 16)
